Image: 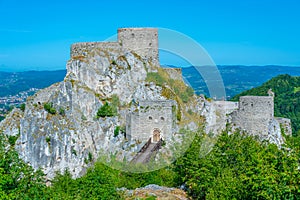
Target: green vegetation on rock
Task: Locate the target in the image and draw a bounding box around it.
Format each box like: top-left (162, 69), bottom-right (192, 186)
top-left (97, 102), bottom-right (117, 118)
top-left (20, 103), bottom-right (25, 112)
top-left (146, 69), bottom-right (194, 104)
top-left (146, 68), bottom-right (196, 124)
top-left (0, 133), bottom-right (46, 199)
top-left (44, 102), bottom-right (57, 115)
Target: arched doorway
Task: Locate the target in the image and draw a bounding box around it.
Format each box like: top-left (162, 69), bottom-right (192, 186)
top-left (152, 128), bottom-right (161, 143)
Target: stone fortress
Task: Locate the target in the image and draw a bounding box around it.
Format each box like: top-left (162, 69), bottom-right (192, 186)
top-left (71, 27), bottom-right (292, 145)
top-left (126, 100), bottom-right (176, 143)
top-left (231, 95), bottom-right (274, 135)
top-left (71, 28), bottom-right (178, 145)
top-left (0, 27), bottom-right (294, 179)
top-left (230, 91), bottom-right (292, 138)
top-left (71, 28), bottom-right (159, 66)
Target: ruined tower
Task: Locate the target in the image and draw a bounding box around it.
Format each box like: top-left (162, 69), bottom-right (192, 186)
top-left (231, 95), bottom-right (274, 135)
top-left (118, 28), bottom-right (159, 66)
top-left (70, 27), bottom-right (159, 66)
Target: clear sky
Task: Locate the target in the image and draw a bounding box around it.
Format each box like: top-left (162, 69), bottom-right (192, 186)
top-left (0, 0), bottom-right (300, 71)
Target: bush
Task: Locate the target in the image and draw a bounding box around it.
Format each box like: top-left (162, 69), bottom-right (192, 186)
top-left (114, 126), bottom-right (120, 137)
top-left (44, 103), bottom-right (56, 115)
top-left (97, 102), bottom-right (117, 118)
top-left (8, 135), bottom-right (19, 146)
top-left (59, 108), bottom-right (65, 116)
top-left (185, 86), bottom-right (194, 97)
top-left (46, 137), bottom-right (51, 144)
top-left (20, 103), bottom-right (26, 112)
top-left (88, 152), bottom-right (93, 162)
top-left (174, 131), bottom-right (300, 199)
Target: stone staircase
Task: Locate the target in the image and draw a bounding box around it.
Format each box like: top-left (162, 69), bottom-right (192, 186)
top-left (131, 138), bottom-right (163, 164)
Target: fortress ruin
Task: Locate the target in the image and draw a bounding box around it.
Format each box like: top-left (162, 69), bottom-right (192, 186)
top-left (71, 28), bottom-right (159, 66)
top-left (231, 93), bottom-right (292, 136)
top-left (70, 27), bottom-right (291, 145)
top-left (71, 28), bottom-right (178, 146)
top-left (126, 100), bottom-right (176, 143)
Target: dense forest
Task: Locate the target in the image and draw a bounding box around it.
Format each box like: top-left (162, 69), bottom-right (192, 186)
top-left (1, 128), bottom-right (299, 199)
top-left (231, 74), bottom-right (300, 136)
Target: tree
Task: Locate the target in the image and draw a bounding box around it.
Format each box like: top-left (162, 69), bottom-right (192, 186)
top-left (0, 133), bottom-right (46, 199)
top-left (174, 130), bottom-right (300, 199)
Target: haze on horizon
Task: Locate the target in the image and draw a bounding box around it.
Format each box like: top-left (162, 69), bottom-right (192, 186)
top-left (0, 0), bottom-right (300, 71)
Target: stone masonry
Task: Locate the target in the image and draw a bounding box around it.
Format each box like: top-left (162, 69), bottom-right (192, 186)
top-left (126, 100), bottom-right (176, 143)
top-left (231, 96), bottom-right (274, 135)
top-left (71, 28), bottom-right (159, 66)
top-left (231, 94), bottom-right (291, 137)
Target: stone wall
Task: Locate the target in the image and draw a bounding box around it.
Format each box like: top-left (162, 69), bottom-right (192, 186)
top-left (118, 28), bottom-right (159, 66)
top-left (126, 100), bottom-right (176, 143)
top-left (70, 42), bottom-right (120, 57)
top-left (231, 96), bottom-right (274, 135)
top-left (70, 28), bottom-right (159, 66)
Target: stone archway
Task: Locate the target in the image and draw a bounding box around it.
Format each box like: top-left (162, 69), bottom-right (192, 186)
top-left (152, 128), bottom-right (161, 143)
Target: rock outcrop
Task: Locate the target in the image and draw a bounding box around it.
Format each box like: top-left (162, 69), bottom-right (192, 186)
top-left (0, 29), bottom-right (200, 179)
top-left (0, 27), bottom-right (291, 180)
top-left (119, 184), bottom-right (189, 200)
top-left (1, 47), bottom-right (159, 179)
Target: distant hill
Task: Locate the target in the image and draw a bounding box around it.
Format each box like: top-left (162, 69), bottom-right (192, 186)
top-left (0, 70), bottom-right (66, 97)
top-left (231, 74), bottom-right (300, 135)
top-left (182, 65), bottom-right (300, 98)
top-left (2, 66), bottom-right (300, 99)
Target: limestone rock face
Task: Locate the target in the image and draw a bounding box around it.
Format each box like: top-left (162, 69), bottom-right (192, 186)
top-left (0, 109), bottom-right (23, 137)
top-left (0, 48), bottom-right (162, 179)
top-left (66, 49), bottom-right (150, 103)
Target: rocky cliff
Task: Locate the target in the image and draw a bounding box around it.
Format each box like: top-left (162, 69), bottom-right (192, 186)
top-left (0, 44), bottom-right (204, 179)
top-left (0, 29), bottom-right (290, 180)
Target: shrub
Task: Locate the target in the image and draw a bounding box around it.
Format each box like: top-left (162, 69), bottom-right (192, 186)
top-left (185, 86), bottom-right (194, 97)
top-left (44, 103), bottom-right (56, 115)
top-left (8, 135), bottom-right (19, 146)
top-left (20, 103), bottom-right (26, 112)
top-left (46, 137), bottom-right (51, 144)
top-left (49, 108), bottom-right (56, 114)
top-left (59, 108), bottom-right (65, 116)
top-left (111, 94), bottom-right (120, 109)
top-left (88, 152), bottom-right (93, 162)
top-left (97, 102), bottom-right (117, 118)
top-left (114, 126), bottom-right (120, 137)
top-left (71, 149), bottom-right (77, 156)
top-left (111, 60), bottom-right (117, 65)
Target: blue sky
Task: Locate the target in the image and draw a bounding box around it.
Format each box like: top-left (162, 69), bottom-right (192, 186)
top-left (0, 0), bottom-right (300, 71)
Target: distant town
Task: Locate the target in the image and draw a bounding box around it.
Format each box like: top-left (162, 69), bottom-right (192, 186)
top-left (0, 88), bottom-right (39, 119)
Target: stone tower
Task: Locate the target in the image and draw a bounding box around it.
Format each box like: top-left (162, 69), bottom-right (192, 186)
top-left (118, 28), bottom-right (159, 66)
top-left (231, 95), bottom-right (274, 135)
top-left (126, 100), bottom-right (176, 143)
top-left (70, 27), bottom-right (159, 66)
